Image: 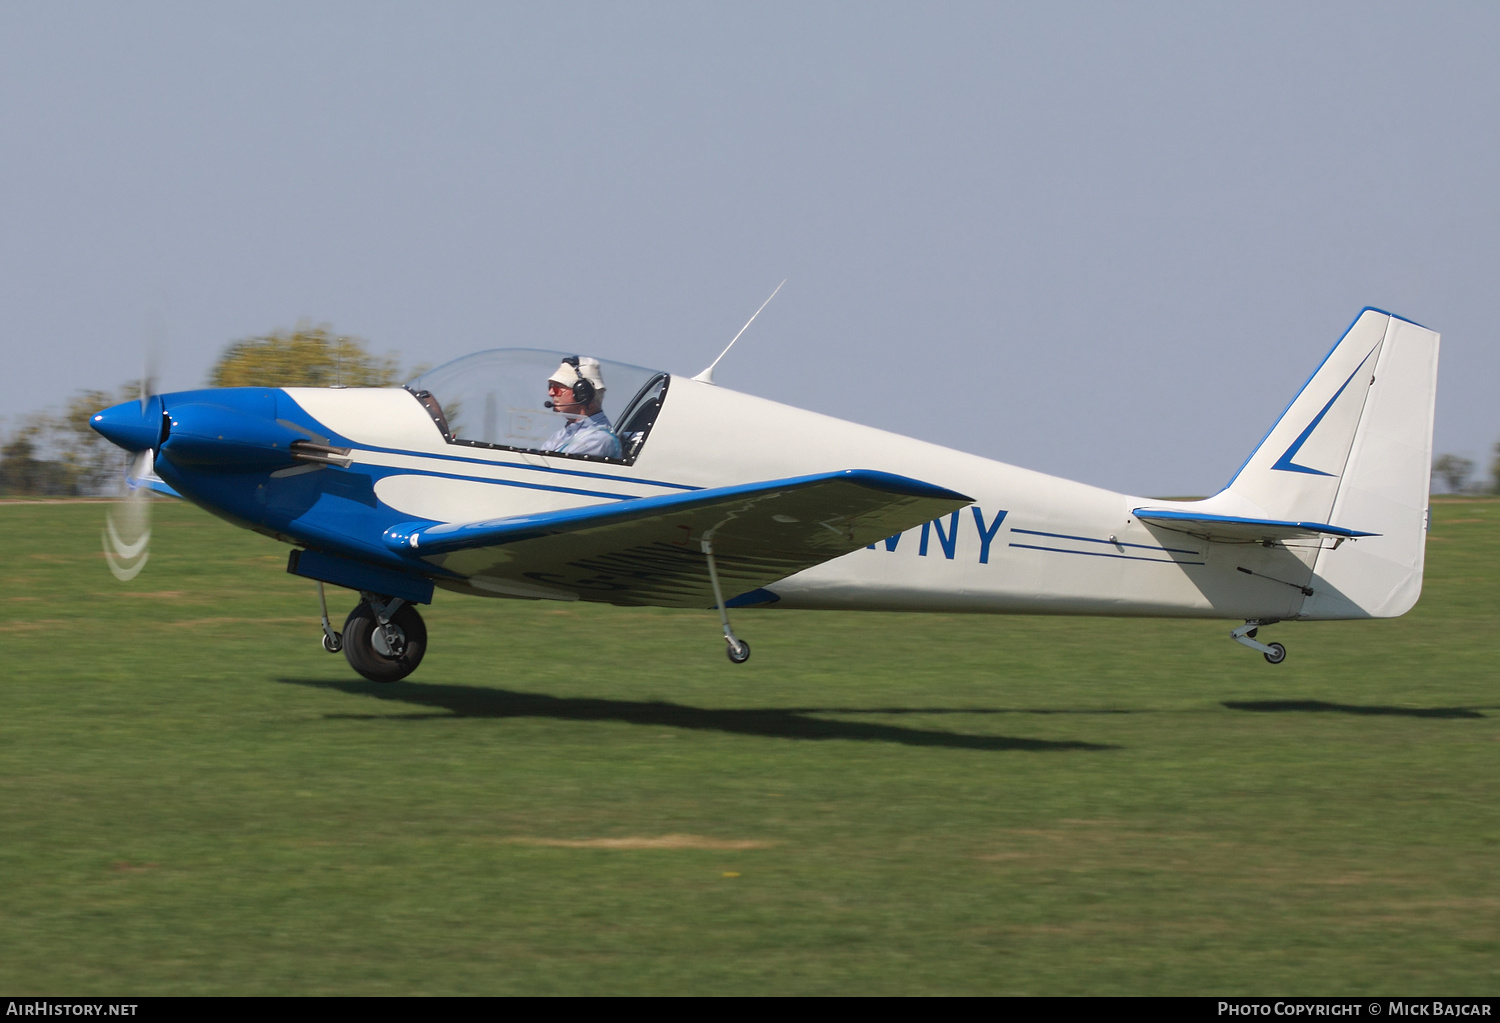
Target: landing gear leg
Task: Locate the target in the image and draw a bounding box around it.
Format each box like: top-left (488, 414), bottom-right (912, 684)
top-left (316, 581), bottom-right (343, 653)
top-left (1231, 619), bottom-right (1286, 664)
top-left (702, 538), bottom-right (750, 664)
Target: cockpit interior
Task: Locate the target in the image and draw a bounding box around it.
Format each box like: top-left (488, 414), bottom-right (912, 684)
top-left (405, 349), bottom-right (669, 465)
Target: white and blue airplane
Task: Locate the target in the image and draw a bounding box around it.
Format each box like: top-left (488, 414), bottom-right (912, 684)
top-left (91, 307), bottom-right (1439, 682)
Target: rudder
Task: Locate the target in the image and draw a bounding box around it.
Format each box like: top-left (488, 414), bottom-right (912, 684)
top-left (1301, 315), bottom-right (1439, 618)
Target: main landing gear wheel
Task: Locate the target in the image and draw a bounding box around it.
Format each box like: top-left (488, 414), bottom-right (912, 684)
top-left (1263, 642), bottom-right (1286, 665)
top-left (342, 603), bottom-right (427, 683)
top-left (726, 639), bottom-right (751, 664)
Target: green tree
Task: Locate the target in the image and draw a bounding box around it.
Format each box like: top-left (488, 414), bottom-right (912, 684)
top-left (0, 426), bottom-right (76, 496)
top-left (51, 388), bottom-right (130, 494)
top-left (1432, 453), bottom-right (1475, 494)
top-left (0, 382), bottom-right (148, 497)
top-left (209, 324), bottom-right (401, 388)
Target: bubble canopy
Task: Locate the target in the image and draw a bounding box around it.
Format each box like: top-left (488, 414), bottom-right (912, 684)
top-left (405, 349), bottom-right (670, 465)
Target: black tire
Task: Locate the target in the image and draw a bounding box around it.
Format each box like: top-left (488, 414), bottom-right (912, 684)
top-left (726, 639), bottom-right (751, 664)
top-left (1263, 642), bottom-right (1286, 665)
top-left (343, 603), bottom-right (427, 682)
top-left (321, 631), bottom-right (343, 654)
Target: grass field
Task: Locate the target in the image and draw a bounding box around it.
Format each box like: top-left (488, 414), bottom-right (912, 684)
top-left (1, 499), bottom-right (1496, 994)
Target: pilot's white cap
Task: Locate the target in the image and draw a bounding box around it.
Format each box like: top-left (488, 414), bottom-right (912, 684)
top-left (548, 356), bottom-right (606, 394)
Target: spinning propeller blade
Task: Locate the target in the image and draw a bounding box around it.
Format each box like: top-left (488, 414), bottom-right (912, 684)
top-left (102, 450), bottom-right (153, 581)
top-left (103, 339), bottom-right (161, 583)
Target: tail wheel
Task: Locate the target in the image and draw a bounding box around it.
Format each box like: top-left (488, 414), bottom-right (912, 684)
top-left (1263, 642), bottom-right (1286, 665)
top-left (342, 603), bottom-right (427, 683)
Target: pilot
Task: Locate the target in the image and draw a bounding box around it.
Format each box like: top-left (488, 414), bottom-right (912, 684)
top-left (543, 356), bottom-right (622, 458)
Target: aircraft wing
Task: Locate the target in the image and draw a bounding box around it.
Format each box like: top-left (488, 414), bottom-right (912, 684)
top-left (1133, 508), bottom-right (1378, 544)
top-left (387, 469), bottom-right (972, 607)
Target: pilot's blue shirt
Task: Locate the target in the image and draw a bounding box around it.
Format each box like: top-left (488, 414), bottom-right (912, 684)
top-left (545, 411), bottom-right (622, 458)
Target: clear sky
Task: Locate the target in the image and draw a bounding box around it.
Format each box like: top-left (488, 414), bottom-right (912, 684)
top-left (2, 1), bottom-right (1495, 496)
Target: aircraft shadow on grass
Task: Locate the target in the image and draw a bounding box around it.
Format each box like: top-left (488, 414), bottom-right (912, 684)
top-left (277, 678), bottom-right (1118, 753)
top-left (1223, 700), bottom-right (1488, 720)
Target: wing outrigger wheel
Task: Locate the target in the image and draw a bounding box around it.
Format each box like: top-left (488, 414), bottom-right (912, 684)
top-left (701, 538), bottom-right (751, 665)
top-left (342, 598), bottom-right (427, 683)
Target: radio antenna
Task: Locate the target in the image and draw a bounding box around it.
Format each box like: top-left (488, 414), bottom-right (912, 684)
top-left (693, 279), bottom-right (785, 385)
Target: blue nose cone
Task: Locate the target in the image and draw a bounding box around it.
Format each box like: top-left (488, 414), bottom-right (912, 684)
top-left (91, 397), bottom-right (164, 452)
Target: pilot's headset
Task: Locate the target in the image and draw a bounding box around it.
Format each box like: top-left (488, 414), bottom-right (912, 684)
top-left (561, 356), bottom-right (596, 406)
top-left (546, 356), bottom-right (599, 410)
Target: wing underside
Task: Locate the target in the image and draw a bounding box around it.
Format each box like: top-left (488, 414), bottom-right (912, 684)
top-left (387, 469), bottom-right (972, 607)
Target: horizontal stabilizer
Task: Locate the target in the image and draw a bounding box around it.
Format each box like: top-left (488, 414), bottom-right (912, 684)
top-left (1133, 508), bottom-right (1377, 544)
top-left (385, 469), bottom-right (972, 608)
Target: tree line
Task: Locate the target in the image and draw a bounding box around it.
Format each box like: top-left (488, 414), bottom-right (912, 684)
top-left (3, 327), bottom-right (1497, 497)
top-left (0, 325), bottom-right (404, 497)
top-left (1431, 451), bottom-right (1500, 496)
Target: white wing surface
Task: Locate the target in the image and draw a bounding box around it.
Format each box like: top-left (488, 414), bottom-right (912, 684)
top-left (383, 469), bottom-right (973, 607)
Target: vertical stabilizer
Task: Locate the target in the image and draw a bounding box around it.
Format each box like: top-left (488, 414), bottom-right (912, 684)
top-left (1160, 309), bottom-right (1440, 620)
top-left (1224, 309), bottom-right (1392, 524)
top-left (1300, 316), bottom-right (1440, 618)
